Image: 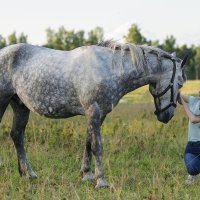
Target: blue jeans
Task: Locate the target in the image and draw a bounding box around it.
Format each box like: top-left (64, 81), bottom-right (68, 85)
top-left (184, 142), bottom-right (200, 175)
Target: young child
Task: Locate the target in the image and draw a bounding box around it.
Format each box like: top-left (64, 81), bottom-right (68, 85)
top-left (179, 91), bottom-right (200, 184)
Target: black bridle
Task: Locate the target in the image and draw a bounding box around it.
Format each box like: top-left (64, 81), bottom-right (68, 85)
top-left (152, 56), bottom-right (177, 115)
top-left (141, 47), bottom-right (188, 116)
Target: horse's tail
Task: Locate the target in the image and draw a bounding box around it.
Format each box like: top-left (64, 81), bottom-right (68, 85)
top-left (0, 45), bottom-right (19, 122)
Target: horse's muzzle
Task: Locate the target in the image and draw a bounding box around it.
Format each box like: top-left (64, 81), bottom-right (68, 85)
top-left (156, 107), bottom-right (175, 124)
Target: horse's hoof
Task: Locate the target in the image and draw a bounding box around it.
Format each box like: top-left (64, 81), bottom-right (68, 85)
top-left (95, 177), bottom-right (109, 189)
top-left (82, 171), bottom-right (94, 182)
top-left (28, 171), bottom-right (37, 179)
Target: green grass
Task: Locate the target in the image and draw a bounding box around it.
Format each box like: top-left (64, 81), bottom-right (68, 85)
top-left (0, 81), bottom-right (199, 199)
top-left (121, 80), bottom-right (200, 104)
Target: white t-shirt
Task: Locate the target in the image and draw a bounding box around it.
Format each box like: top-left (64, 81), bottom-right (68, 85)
top-left (188, 96), bottom-right (200, 142)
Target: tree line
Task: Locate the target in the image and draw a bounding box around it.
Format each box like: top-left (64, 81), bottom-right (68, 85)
top-left (0, 24), bottom-right (199, 80)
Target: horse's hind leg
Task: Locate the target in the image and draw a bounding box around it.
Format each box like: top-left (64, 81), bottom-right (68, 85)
top-left (0, 97), bottom-right (12, 122)
top-left (10, 97), bottom-right (37, 178)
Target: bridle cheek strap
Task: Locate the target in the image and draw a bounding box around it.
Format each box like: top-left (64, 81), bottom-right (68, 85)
top-left (153, 58), bottom-right (177, 115)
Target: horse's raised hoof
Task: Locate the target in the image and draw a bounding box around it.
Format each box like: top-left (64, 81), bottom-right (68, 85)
top-left (95, 177), bottom-right (109, 189)
top-left (81, 171), bottom-right (94, 182)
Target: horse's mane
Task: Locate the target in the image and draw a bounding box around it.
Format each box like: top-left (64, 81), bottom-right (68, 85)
top-left (97, 40), bottom-right (146, 71)
top-left (97, 40), bottom-right (180, 69)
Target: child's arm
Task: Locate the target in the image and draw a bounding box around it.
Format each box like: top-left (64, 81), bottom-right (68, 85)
top-left (180, 95), bottom-right (200, 124)
top-left (180, 94), bottom-right (189, 103)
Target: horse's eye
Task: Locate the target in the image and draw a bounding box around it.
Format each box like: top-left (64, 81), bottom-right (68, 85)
top-left (177, 76), bottom-right (184, 89)
top-left (178, 83), bottom-right (183, 89)
top-left (151, 83), bottom-right (156, 89)
top-left (178, 76), bottom-right (183, 84)
top-left (149, 83), bottom-right (156, 94)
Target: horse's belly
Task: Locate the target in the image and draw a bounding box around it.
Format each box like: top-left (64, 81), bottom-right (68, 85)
top-left (17, 90), bottom-right (84, 118)
top-left (27, 99), bottom-right (84, 118)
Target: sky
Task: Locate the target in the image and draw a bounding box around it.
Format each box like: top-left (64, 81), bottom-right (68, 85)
top-left (0, 0), bottom-right (200, 46)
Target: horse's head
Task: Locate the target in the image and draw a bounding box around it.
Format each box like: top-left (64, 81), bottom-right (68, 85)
top-left (149, 54), bottom-right (188, 123)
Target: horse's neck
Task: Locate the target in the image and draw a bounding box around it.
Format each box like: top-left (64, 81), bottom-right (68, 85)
top-left (115, 50), bottom-right (160, 96)
top-left (117, 73), bottom-right (155, 97)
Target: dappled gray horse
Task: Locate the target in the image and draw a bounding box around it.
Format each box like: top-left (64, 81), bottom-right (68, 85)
top-left (0, 41), bottom-right (187, 188)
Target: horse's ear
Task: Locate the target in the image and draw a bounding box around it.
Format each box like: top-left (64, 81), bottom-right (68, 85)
top-left (171, 52), bottom-right (176, 57)
top-left (181, 54), bottom-right (189, 68)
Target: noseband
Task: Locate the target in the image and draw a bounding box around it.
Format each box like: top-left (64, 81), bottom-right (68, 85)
top-left (153, 56), bottom-right (177, 115)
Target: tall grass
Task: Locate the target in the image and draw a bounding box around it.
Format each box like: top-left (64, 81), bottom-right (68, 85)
top-left (0, 81), bottom-right (199, 199)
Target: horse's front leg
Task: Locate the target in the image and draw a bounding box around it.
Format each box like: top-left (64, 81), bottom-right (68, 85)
top-left (80, 127), bottom-right (94, 182)
top-left (82, 103), bottom-right (109, 188)
top-left (81, 113), bottom-right (107, 184)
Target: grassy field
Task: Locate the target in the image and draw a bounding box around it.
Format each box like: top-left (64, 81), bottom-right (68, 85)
top-left (0, 81), bottom-right (199, 200)
top-left (121, 80), bottom-right (200, 104)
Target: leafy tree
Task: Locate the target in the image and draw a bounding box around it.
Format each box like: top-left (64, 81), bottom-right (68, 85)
top-left (46, 27), bottom-right (65, 50)
top-left (194, 47), bottom-right (200, 80)
top-left (54, 26), bottom-right (66, 50)
top-left (161, 35), bottom-right (176, 53)
top-left (45, 26), bottom-right (104, 50)
top-left (64, 30), bottom-right (85, 50)
top-left (72, 30), bottom-right (85, 48)
top-left (124, 24), bottom-right (146, 44)
top-left (0, 35), bottom-right (6, 49)
top-left (18, 33), bottom-right (28, 43)
top-left (7, 32), bottom-right (28, 45)
top-left (45, 28), bottom-right (58, 49)
top-left (8, 32), bottom-right (17, 45)
top-left (45, 27), bottom-right (86, 50)
top-left (86, 27), bottom-right (104, 45)
top-left (149, 40), bottom-right (160, 47)
top-left (176, 44), bottom-right (196, 80)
